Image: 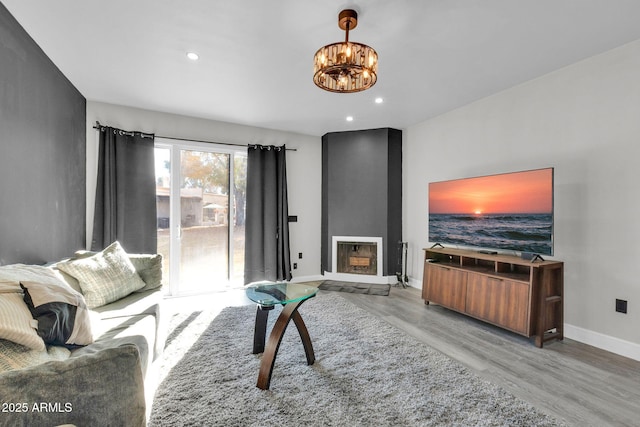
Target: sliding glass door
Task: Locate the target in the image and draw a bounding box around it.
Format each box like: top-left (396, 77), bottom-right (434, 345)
top-left (155, 139), bottom-right (246, 295)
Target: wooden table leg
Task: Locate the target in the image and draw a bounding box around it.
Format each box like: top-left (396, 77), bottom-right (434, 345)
top-left (253, 304), bottom-right (273, 354)
top-left (292, 308), bottom-right (315, 365)
top-left (256, 298), bottom-right (315, 390)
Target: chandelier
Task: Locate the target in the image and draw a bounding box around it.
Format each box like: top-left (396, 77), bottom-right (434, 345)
top-left (313, 9), bottom-right (378, 93)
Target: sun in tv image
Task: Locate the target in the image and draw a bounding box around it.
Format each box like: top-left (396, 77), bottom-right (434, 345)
top-left (428, 168), bottom-right (554, 255)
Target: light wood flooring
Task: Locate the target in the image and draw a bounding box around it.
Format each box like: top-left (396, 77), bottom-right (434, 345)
top-left (340, 286), bottom-right (640, 427)
top-left (165, 285), bottom-right (640, 427)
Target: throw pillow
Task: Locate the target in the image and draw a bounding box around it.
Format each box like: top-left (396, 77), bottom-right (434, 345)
top-left (0, 293), bottom-right (46, 351)
top-left (0, 263), bottom-right (71, 288)
top-left (73, 251), bottom-right (163, 292)
top-left (20, 280), bottom-right (93, 347)
top-left (0, 339), bottom-right (70, 374)
top-left (56, 241), bottom-right (146, 308)
top-left (0, 280), bottom-right (21, 294)
top-left (53, 269), bottom-right (84, 294)
top-left (128, 254), bottom-right (163, 292)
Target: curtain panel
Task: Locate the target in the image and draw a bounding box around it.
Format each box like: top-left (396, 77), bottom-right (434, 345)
top-left (244, 144), bottom-right (292, 284)
top-left (91, 126), bottom-right (157, 254)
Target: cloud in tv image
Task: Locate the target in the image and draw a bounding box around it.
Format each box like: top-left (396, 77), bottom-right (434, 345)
top-left (428, 168), bottom-right (554, 255)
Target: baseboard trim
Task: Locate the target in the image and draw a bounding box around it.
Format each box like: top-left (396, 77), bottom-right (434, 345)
top-left (290, 274), bottom-right (325, 283)
top-left (322, 271), bottom-right (397, 285)
top-left (291, 274), bottom-right (400, 285)
top-left (564, 323), bottom-right (640, 362)
top-left (408, 278), bottom-right (422, 289)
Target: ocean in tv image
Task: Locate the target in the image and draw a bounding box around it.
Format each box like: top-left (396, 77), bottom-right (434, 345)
top-left (429, 213), bottom-right (553, 255)
top-left (428, 168), bottom-right (554, 255)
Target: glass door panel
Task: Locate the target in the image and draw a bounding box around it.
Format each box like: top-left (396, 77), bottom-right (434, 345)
top-left (178, 150), bottom-right (230, 293)
top-left (232, 154), bottom-right (247, 284)
top-left (155, 142), bottom-right (245, 295)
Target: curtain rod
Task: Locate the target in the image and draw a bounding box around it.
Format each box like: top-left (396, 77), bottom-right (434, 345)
top-left (93, 122), bottom-right (297, 151)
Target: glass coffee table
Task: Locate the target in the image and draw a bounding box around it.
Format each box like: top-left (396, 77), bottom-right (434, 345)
top-left (245, 282), bottom-right (318, 390)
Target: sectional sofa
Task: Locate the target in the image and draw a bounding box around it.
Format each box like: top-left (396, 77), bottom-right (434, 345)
top-left (0, 241), bottom-right (165, 427)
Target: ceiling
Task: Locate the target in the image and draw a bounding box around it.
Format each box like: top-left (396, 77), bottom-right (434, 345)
top-left (4, 1), bottom-right (640, 137)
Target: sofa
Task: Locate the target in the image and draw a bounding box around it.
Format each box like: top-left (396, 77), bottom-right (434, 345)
top-left (0, 241), bottom-right (165, 427)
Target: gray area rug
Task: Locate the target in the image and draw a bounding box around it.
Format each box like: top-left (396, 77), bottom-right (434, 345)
top-left (149, 292), bottom-right (565, 426)
top-left (318, 280), bottom-right (391, 296)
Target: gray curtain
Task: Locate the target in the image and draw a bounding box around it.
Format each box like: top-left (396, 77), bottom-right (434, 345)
top-left (244, 144), bottom-right (292, 284)
top-left (91, 126), bottom-right (157, 253)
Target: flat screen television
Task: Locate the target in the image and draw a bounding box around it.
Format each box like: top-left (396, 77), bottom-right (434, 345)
top-left (428, 167), bottom-right (554, 256)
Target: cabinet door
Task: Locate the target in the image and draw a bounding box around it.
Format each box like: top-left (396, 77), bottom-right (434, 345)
top-left (503, 279), bottom-right (530, 334)
top-left (466, 274), bottom-right (503, 325)
top-left (466, 274), bottom-right (529, 334)
top-left (424, 263), bottom-right (467, 312)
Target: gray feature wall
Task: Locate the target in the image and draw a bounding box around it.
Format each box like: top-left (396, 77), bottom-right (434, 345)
top-left (321, 128), bottom-right (402, 277)
top-left (0, 3), bottom-right (86, 265)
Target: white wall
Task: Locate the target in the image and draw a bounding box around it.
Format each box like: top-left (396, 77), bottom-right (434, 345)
top-left (86, 102), bottom-right (322, 281)
top-left (404, 40), bottom-right (640, 360)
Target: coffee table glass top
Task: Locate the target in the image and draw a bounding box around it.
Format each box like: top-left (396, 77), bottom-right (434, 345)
top-left (245, 282), bottom-right (318, 307)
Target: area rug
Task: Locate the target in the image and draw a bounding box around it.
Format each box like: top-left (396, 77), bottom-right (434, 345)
top-left (318, 280), bottom-right (391, 296)
top-left (149, 292), bottom-right (565, 426)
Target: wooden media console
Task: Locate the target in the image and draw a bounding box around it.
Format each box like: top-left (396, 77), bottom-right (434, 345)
top-left (422, 247), bottom-right (563, 347)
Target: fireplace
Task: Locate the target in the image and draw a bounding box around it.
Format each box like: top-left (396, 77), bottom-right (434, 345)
top-left (326, 236), bottom-right (385, 283)
top-left (336, 241), bottom-right (377, 275)
top-left (321, 128), bottom-right (402, 283)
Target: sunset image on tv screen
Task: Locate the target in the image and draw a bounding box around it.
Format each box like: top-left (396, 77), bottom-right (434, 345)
top-left (428, 168), bottom-right (553, 255)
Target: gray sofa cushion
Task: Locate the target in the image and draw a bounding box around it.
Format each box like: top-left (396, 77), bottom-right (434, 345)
top-left (0, 344), bottom-right (146, 427)
top-left (93, 289), bottom-right (166, 360)
top-left (94, 288), bottom-right (162, 320)
top-left (77, 314), bottom-right (155, 376)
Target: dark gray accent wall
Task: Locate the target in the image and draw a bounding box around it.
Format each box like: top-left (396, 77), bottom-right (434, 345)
top-left (0, 3), bottom-right (86, 265)
top-left (321, 128), bottom-right (402, 276)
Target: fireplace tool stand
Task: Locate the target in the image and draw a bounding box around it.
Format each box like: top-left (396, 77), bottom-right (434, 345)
top-left (395, 241), bottom-right (408, 288)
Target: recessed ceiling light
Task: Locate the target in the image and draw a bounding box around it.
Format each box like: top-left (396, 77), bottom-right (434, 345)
top-left (346, 116), bottom-right (354, 122)
top-left (186, 52), bottom-right (199, 61)
top-left (375, 97), bottom-right (383, 104)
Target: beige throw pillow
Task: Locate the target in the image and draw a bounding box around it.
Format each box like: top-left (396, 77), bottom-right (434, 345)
top-left (57, 241), bottom-right (146, 309)
top-left (0, 339), bottom-right (70, 373)
top-left (128, 253), bottom-right (163, 292)
top-left (0, 293), bottom-right (46, 351)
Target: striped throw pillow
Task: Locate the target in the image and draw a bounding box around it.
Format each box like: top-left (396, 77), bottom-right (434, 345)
top-left (0, 292), bottom-right (46, 351)
top-left (57, 241), bottom-right (146, 309)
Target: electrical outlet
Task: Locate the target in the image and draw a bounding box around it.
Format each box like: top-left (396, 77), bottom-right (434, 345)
top-left (298, 252), bottom-right (303, 259)
top-left (293, 263), bottom-right (298, 270)
top-left (616, 299), bottom-right (628, 314)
